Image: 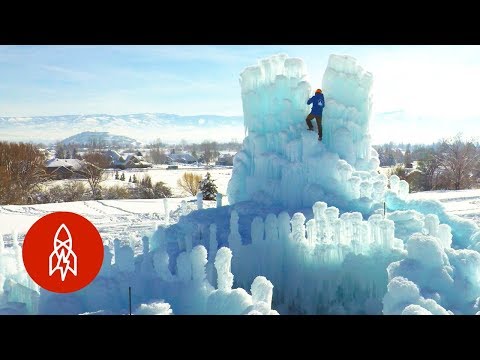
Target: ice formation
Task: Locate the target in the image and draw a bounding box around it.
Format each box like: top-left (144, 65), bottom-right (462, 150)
top-left (384, 230), bottom-right (480, 314)
top-left (163, 198), bottom-right (170, 225)
top-left (134, 301), bottom-right (173, 315)
top-left (227, 54), bottom-right (386, 213)
top-left (0, 231), bottom-right (39, 314)
top-left (3, 53), bottom-right (480, 315)
top-left (0, 230), bottom-right (277, 314)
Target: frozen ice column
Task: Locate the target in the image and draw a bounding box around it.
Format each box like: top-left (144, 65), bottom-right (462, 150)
top-left (227, 54), bottom-right (311, 205)
top-left (322, 54), bottom-right (377, 171)
top-left (240, 54), bottom-right (310, 135)
top-left (215, 247), bottom-right (234, 291)
top-left (251, 276), bottom-right (274, 310)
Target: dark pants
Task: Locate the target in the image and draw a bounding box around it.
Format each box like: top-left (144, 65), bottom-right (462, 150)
top-left (306, 113), bottom-right (322, 138)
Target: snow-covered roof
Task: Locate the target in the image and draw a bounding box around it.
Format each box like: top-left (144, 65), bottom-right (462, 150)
top-left (219, 151), bottom-right (237, 156)
top-left (218, 153), bottom-right (234, 159)
top-left (45, 158), bottom-right (84, 171)
top-left (106, 149), bottom-right (123, 161)
top-left (136, 161), bottom-right (152, 167)
top-left (125, 154), bottom-right (142, 162)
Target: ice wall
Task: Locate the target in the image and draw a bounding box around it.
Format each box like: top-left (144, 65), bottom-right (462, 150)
top-left (227, 54), bottom-right (384, 212)
top-left (384, 230), bottom-right (480, 314)
top-left (227, 201), bottom-right (404, 314)
top-left (4, 235), bottom-right (277, 315)
top-left (322, 55), bottom-right (375, 170)
top-left (0, 232), bottom-right (39, 314)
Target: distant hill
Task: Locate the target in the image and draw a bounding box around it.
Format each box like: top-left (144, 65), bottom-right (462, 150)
top-left (60, 131), bottom-right (140, 147)
top-left (0, 113), bottom-right (244, 144)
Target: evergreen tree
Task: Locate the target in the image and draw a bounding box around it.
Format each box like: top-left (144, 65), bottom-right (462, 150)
top-left (132, 174), bottom-right (137, 183)
top-left (140, 175), bottom-right (153, 189)
top-left (387, 152), bottom-right (396, 166)
top-left (120, 172), bottom-right (125, 181)
top-left (404, 144), bottom-right (413, 168)
top-left (128, 175), bottom-right (132, 183)
top-left (115, 171), bottom-right (119, 180)
top-left (199, 172), bottom-right (218, 200)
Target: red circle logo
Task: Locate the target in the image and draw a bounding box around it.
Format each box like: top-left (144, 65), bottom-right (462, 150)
top-left (22, 212), bottom-right (104, 293)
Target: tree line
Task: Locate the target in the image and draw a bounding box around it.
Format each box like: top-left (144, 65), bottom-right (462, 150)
top-left (146, 139), bottom-right (239, 165)
top-left (376, 135), bottom-right (480, 191)
top-left (0, 140), bottom-right (218, 205)
top-left (0, 141), bottom-right (172, 205)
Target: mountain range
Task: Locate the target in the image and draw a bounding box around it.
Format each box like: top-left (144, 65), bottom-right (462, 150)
top-left (59, 131), bottom-right (141, 148)
top-left (0, 113), bottom-right (245, 145)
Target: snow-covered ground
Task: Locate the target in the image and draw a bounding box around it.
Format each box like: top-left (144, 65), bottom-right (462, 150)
top-left (44, 165), bottom-right (233, 197)
top-left (409, 189), bottom-right (480, 225)
top-left (104, 165), bottom-right (233, 197)
top-left (0, 197), bottom-right (218, 252)
top-left (2, 188), bottom-right (480, 253)
top-left (1, 165), bottom-right (233, 250)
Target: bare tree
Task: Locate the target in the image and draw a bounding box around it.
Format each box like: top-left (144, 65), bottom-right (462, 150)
top-left (146, 138), bottom-right (167, 164)
top-left (177, 172), bottom-right (202, 196)
top-left (416, 147), bottom-right (441, 190)
top-left (55, 142), bottom-right (67, 158)
top-left (435, 134), bottom-right (480, 190)
top-left (0, 141), bottom-right (49, 204)
top-left (404, 144), bottom-right (413, 168)
top-left (180, 139), bottom-right (188, 150)
top-left (148, 138), bottom-right (165, 149)
top-left (80, 152), bottom-right (110, 199)
top-left (201, 141), bottom-right (220, 165)
top-left (149, 147), bottom-right (168, 164)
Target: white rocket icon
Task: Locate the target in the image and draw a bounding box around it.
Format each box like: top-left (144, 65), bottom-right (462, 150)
top-left (49, 224), bottom-right (78, 281)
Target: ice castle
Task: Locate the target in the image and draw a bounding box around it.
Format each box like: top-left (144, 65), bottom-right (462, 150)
top-left (227, 54), bottom-right (399, 214)
top-left (2, 53), bottom-right (480, 315)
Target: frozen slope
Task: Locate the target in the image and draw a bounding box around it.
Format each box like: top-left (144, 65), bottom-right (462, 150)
top-left (227, 54), bottom-right (387, 214)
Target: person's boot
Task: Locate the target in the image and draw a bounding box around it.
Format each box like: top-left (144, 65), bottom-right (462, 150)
top-left (318, 134), bottom-right (322, 141)
top-left (307, 127), bottom-right (314, 131)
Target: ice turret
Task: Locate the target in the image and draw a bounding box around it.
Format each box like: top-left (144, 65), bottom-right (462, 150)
top-left (227, 54), bottom-right (387, 211)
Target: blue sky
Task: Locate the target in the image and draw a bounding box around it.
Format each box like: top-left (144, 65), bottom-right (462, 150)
top-left (1, 45), bottom-right (480, 144)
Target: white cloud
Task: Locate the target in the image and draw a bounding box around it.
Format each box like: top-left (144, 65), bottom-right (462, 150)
top-left (41, 65), bottom-right (94, 82)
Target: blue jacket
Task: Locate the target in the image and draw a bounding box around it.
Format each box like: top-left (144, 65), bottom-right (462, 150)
top-left (307, 93), bottom-right (325, 116)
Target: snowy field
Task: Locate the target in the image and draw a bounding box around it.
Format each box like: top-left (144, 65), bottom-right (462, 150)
top-left (0, 197), bottom-right (218, 252)
top-left (1, 188), bottom-right (480, 251)
top-left (105, 165), bottom-right (233, 197)
top-left (409, 189), bottom-right (480, 225)
top-left (0, 165), bottom-right (231, 250)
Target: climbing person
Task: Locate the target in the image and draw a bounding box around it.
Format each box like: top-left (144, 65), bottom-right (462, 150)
top-left (306, 89), bottom-right (325, 141)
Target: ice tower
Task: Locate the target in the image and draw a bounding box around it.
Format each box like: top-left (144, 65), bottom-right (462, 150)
top-left (227, 54), bottom-right (386, 212)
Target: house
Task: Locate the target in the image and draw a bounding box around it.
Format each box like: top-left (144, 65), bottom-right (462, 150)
top-left (45, 158), bottom-right (85, 180)
top-left (124, 154), bottom-right (152, 168)
top-left (166, 152), bottom-right (198, 164)
top-left (105, 150), bottom-right (152, 169)
top-left (106, 150), bottom-right (125, 166)
top-left (216, 154), bottom-right (234, 166)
